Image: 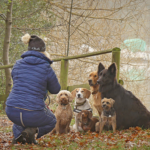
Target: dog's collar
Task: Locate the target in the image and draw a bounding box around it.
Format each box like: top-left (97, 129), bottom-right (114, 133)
top-left (92, 90), bottom-right (99, 95)
top-left (61, 103), bottom-right (68, 110)
top-left (91, 82), bottom-right (98, 86)
top-left (61, 103), bottom-right (68, 106)
top-left (75, 100), bottom-right (87, 108)
top-left (83, 122), bottom-right (89, 125)
top-left (103, 107), bottom-right (115, 117)
top-left (73, 108), bottom-right (93, 113)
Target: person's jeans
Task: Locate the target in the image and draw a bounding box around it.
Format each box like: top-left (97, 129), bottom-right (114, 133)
top-left (5, 106), bottom-right (56, 139)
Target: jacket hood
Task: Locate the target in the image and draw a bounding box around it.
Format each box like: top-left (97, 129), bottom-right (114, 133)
top-left (21, 51), bottom-right (53, 65)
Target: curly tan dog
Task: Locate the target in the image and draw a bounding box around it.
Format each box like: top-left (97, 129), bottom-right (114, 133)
top-left (88, 71), bottom-right (102, 116)
top-left (51, 90), bottom-right (73, 134)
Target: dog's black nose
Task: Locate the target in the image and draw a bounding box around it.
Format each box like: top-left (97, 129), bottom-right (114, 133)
top-left (88, 79), bottom-right (92, 84)
top-left (102, 104), bottom-right (106, 108)
top-left (77, 94), bottom-right (81, 98)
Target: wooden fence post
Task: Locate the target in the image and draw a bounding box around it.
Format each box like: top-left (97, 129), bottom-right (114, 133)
top-left (60, 59), bottom-right (69, 90)
top-left (112, 47), bottom-right (121, 82)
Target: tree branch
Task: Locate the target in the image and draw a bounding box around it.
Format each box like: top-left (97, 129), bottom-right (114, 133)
top-left (0, 14), bottom-right (6, 20)
top-left (66, 0), bottom-right (73, 56)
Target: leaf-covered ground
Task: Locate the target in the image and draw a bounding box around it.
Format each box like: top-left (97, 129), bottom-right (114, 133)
top-left (1, 115), bottom-right (150, 150)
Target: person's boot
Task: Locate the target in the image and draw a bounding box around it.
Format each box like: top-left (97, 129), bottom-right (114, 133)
top-left (12, 137), bottom-right (17, 144)
top-left (21, 127), bottom-right (37, 144)
top-left (12, 135), bottom-right (26, 144)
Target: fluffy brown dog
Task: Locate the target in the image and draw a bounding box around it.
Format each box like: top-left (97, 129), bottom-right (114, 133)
top-left (97, 62), bottom-right (150, 129)
top-left (99, 98), bottom-right (116, 135)
top-left (76, 110), bottom-right (99, 132)
top-left (88, 71), bottom-right (102, 116)
top-left (51, 90), bottom-right (73, 134)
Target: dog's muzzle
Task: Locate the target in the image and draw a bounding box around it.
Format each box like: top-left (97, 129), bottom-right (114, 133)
top-left (77, 94), bottom-right (81, 98)
top-left (102, 104), bottom-right (106, 108)
top-left (88, 79), bottom-right (93, 86)
top-left (102, 104), bottom-right (109, 110)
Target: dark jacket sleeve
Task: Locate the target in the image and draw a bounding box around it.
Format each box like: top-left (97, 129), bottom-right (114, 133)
top-left (47, 67), bottom-right (61, 94)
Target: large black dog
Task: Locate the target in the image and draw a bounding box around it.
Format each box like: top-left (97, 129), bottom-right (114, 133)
top-left (97, 62), bottom-right (150, 129)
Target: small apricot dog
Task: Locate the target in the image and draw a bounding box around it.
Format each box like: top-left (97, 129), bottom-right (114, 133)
top-left (88, 71), bottom-right (102, 116)
top-left (77, 110), bottom-right (99, 132)
top-left (98, 98), bottom-right (116, 135)
top-left (51, 90), bottom-right (73, 134)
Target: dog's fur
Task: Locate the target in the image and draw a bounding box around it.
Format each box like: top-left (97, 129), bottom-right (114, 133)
top-left (77, 110), bottom-right (99, 132)
top-left (51, 90), bottom-right (73, 134)
top-left (97, 62), bottom-right (150, 129)
top-left (98, 98), bottom-right (116, 135)
top-left (71, 88), bottom-right (92, 132)
top-left (88, 71), bottom-right (103, 116)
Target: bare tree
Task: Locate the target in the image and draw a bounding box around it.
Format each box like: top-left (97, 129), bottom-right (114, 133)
top-left (3, 0), bottom-right (13, 95)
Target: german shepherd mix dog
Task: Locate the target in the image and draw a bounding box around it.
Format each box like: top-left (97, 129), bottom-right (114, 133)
top-left (97, 62), bottom-right (150, 129)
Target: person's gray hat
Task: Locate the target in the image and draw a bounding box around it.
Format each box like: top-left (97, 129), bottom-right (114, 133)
top-left (21, 33), bottom-right (46, 51)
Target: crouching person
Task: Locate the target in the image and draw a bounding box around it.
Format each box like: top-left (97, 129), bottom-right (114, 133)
top-left (5, 34), bottom-right (61, 144)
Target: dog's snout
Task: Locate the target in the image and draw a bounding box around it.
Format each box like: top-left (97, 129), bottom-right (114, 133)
top-left (77, 94), bottom-right (81, 98)
top-left (88, 79), bottom-right (92, 84)
top-left (102, 104), bottom-right (106, 108)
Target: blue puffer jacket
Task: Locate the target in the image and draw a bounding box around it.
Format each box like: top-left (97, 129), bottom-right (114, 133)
top-left (6, 51), bottom-right (61, 110)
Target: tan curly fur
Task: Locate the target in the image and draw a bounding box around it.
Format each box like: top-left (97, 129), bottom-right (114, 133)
top-left (51, 90), bottom-right (73, 134)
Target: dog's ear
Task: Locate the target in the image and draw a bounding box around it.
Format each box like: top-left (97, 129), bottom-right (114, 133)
top-left (56, 93), bottom-right (60, 103)
top-left (110, 98), bottom-right (115, 106)
top-left (88, 111), bottom-right (93, 119)
top-left (68, 91), bottom-right (73, 102)
top-left (108, 63), bottom-right (117, 77)
top-left (71, 89), bottom-right (77, 99)
top-left (101, 98), bottom-right (105, 104)
top-left (98, 63), bottom-right (105, 75)
top-left (83, 88), bottom-right (91, 99)
top-left (77, 111), bottom-right (82, 122)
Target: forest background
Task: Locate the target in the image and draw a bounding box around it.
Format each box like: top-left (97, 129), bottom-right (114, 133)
top-left (0, 0), bottom-right (150, 113)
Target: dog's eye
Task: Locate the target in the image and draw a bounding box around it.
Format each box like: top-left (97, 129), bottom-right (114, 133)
top-left (106, 102), bottom-right (109, 104)
top-left (60, 94), bottom-right (62, 96)
top-left (65, 94), bottom-right (67, 96)
top-left (102, 101), bottom-right (105, 103)
top-left (100, 73), bottom-right (102, 76)
top-left (94, 75), bottom-right (97, 77)
top-left (81, 91), bottom-right (84, 93)
top-left (76, 91), bottom-right (78, 93)
top-left (89, 75), bottom-right (91, 77)
top-left (103, 74), bottom-right (105, 77)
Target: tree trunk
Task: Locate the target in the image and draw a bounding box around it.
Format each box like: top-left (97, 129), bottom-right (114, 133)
top-left (3, 0), bottom-right (13, 96)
